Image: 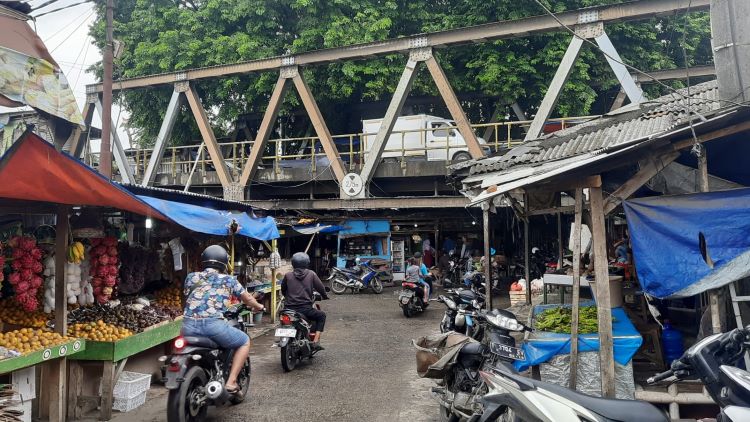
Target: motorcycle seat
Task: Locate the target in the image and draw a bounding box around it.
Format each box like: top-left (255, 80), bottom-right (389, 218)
top-left (458, 342), bottom-right (484, 357)
top-left (282, 309), bottom-right (311, 323)
top-left (500, 371), bottom-right (667, 422)
top-left (183, 336), bottom-right (219, 349)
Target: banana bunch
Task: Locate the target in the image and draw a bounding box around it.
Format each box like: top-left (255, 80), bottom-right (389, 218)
top-left (67, 242), bottom-right (85, 264)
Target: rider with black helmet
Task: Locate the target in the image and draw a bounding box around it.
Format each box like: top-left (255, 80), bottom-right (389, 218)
top-left (182, 245), bottom-right (265, 395)
top-left (281, 252), bottom-right (329, 350)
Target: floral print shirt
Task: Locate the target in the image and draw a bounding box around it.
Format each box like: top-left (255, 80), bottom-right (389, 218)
top-left (183, 268), bottom-right (246, 318)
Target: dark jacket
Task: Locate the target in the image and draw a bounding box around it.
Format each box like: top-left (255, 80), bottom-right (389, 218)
top-left (281, 268), bottom-right (329, 308)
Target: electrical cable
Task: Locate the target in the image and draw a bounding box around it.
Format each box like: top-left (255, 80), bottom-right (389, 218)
top-left (527, 0), bottom-right (750, 111)
top-left (31, 0), bottom-right (61, 12)
top-left (41, 6), bottom-right (90, 42)
top-left (33, 0), bottom-right (92, 18)
top-left (49, 10), bottom-right (94, 53)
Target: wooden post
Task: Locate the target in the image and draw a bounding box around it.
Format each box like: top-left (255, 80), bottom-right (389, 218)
top-left (590, 185), bottom-right (616, 398)
top-left (48, 205), bottom-right (70, 421)
top-left (483, 207), bottom-right (492, 310)
top-left (698, 153), bottom-right (722, 334)
top-left (524, 195), bottom-right (531, 305)
top-left (569, 188), bottom-right (583, 389)
top-left (271, 239), bottom-right (278, 323)
top-left (100, 361), bottom-right (115, 420)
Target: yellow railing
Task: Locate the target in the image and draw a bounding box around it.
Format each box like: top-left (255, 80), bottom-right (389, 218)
top-left (99, 116), bottom-right (597, 179)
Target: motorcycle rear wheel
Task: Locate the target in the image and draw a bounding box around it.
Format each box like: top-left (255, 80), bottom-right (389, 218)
top-left (331, 278), bottom-right (347, 294)
top-left (280, 342), bottom-right (297, 372)
top-left (229, 357), bottom-right (251, 405)
top-left (402, 305), bottom-right (413, 318)
top-left (371, 279), bottom-right (384, 294)
top-left (167, 366), bottom-right (208, 422)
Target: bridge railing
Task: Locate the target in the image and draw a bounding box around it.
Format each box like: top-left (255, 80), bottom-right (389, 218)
top-left (90, 116), bottom-right (597, 182)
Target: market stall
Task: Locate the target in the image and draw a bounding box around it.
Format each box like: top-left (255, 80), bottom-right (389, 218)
top-left (0, 131), bottom-right (279, 420)
top-left (336, 219), bottom-right (391, 268)
top-left (516, 302), bottom-right (643, 399)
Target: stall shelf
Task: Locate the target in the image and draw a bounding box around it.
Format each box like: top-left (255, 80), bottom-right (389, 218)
top-left (0, 338), bottom-right (86, 375)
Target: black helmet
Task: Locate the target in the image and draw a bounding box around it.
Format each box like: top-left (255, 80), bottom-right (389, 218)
top-left (201, 245), bottom-right (229, 272)
top-left (413, 251), bottom-right (423, 259)
top-left (291, 252), bottom-right (310, 269)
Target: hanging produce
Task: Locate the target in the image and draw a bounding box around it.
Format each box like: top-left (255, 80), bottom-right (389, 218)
top-left (78, 250), bottom-right (95, 306)
top-left (67, 241), bottom-right (85, 264)
top-left (65, 262), bottom-right (82, 304)
top-left (118, 243), bottom-right (149, 295)
top-left (42, 255), bottom-right (55, 313)
top-left (8, 236), bottom-right (43, 311)
top-left (89, 237), bottom-right (120, 304)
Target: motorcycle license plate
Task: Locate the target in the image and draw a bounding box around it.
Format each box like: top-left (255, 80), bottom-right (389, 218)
top-left (490, 342), bottom-right (526, 361)
top-left (275, 328), bottom-right (297, 337)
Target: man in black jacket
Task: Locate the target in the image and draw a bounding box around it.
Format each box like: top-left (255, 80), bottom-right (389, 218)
top-left (281, 252), bottom-right (329, 349)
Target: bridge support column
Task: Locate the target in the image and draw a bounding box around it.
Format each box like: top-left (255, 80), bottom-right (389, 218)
top-left (141, 86), bottom-right (184, 186)
top-left (68, 93), bottom-right (96, 158)
top-left (94, 96), bottom-right (135, 184)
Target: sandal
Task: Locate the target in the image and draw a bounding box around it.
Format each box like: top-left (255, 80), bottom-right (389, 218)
top-left (225, 385), bottom-right (242, 395)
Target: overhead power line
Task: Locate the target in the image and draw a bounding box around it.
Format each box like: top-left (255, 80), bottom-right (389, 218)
top-left (33, 0), bottom-right (91, 18)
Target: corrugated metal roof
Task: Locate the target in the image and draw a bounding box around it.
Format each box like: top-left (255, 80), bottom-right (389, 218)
top-left (468, 80), bottom-right (721, 176)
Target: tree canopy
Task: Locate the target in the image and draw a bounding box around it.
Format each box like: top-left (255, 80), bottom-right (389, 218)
top-left (89, 0), bottom-right (713, 147)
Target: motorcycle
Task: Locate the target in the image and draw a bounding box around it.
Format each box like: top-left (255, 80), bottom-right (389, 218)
top-left (472, 324), bottom-right (750, 422)
top-left (328, 259), bottom-right (384, 294)
top-left (399, 281), bottom-right (429, 318)
top-left (163, 305), bottom-right (252, 422)
top-left (274, 290), bottom-right (328, 372)
top-left (438, 288), bottom-right (485, 340)
top-left (433, 307), bottom-right (528, 421)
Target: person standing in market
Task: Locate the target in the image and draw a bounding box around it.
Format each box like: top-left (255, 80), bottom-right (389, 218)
top-left (281, 252), bottom-right (329, 350)
top-left (182, 245), bottom-right (266, 395)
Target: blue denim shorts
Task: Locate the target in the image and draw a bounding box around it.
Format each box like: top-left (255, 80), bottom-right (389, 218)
top-left (181, 317), bottom-right (249, 349)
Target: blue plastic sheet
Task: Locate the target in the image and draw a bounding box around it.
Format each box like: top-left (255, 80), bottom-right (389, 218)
top-left (623, 188), bottom-right (750, 298)
top-left (136, 195), bottom-right (279, 240)
top-left (338, 219), bottom-right (390, 237)
top-left (514, 302), bottom-right (643, 371)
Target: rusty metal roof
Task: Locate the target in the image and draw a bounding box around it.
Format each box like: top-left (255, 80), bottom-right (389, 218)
top-left (468, 80), bottom-right (721, 176)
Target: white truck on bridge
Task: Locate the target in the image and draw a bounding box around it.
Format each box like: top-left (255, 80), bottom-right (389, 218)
top-left (362, 114), bottom-right (487, 162)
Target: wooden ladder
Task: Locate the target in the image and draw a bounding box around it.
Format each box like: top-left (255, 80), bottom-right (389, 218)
top-left (728, 281), bottom-right (750, 369)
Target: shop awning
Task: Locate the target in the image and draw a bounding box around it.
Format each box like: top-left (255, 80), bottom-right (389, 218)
top-left (136, 195), bottom-right (279, 241)
top-left (338, 220), bottom-right (390, 238)
top-left (0, 131), bottom-right (166, 219)
top-left (624, 187), bottom-right (750, 298)
top-left (292, 224), bottom-right (344, 235)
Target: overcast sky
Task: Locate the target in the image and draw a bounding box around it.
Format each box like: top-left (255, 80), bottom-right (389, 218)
top-left (30, 0), bottom-right (130, 149)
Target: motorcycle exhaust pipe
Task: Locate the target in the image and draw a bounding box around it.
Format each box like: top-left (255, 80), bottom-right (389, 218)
top-left (205, 381), bottom-right (224, 400)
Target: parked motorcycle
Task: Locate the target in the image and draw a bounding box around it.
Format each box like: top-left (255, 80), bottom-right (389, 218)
top-left (399, 281), bottom-right (428, 317)
top-left (163, 305), bottom-right (252, 422)
top-left (433, 307), bottom-right (528, 421)
top-left (471, 325), bottom-right (750, 422)
top-left (328, 259), bottom-right (384, 294)
top-left (275, 290), bottom-right (328, 372)
top-left (438, 288), bottom-right (485, 340)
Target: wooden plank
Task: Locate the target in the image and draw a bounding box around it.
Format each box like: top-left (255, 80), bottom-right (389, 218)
top-left (672, 120), bottom-right (750, 150)
top-left (569, 188), bottom-right (583, 389)
top-left (100, 360), bottom-right (115, 421)
top-left (589, 185), bottom-right (616, 397)
top-left (697, 152), bottom-right (722, 335)
top-left (67, 360), bottom-right (84, 420)
top-left (0, 338), bottom-right (86, 375)
top-left (54, 206), bottom-right (69, 336)
top-left (48, 357), bottom-right (66, 422)
top-left (71, 319), bottom-right (182, 361)
top-left (524, 192), bottom-right (531, 305)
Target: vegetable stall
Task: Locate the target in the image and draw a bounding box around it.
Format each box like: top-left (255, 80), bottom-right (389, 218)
top-left (0, 131), bottom-right (279, 420)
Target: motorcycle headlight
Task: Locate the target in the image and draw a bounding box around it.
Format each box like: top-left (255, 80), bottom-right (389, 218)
top-left (486, 314), bottom-right (524, 331)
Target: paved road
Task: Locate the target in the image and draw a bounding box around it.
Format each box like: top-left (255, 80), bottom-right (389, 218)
top-left (107, 287), bottom-right (444, 421)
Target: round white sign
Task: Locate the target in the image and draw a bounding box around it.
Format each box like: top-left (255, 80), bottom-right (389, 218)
top-left (73, 340), bottom-right (82, 351)
top-left (342, 173), bottom-right (364, 197)
top-left (42, 349), bottom-right (52, 360)
top-left (58, 345), bottom-right (68, 356)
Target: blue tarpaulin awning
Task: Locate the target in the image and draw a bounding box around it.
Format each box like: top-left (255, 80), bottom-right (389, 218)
top-left (338, 219), bottom-right (390, 238)
top-left (137, 195), bottom-right (279, 241)
top-left (623, 188), bottom-right (750, 298)
top-left (292, 224), bottom-right (344, 235)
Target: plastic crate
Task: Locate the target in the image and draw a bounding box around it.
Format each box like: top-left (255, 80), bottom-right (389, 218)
top-left (111, 371), bottom-right (151, 399)
top-left (112, 391), bottom-right (147, 412)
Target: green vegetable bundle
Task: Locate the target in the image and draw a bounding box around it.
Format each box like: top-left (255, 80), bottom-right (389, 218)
top-left (535, 306), bottom-right (602, 334)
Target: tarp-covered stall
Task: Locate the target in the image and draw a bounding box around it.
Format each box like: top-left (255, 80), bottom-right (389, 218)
top-left (336, 219), bottom-right (391, 268)
top-left (623, 188), bottom-right (750, 298)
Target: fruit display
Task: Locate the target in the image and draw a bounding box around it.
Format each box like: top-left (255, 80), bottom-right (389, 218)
top-left (89, 237), bottom-right (120, 304)
top-left (155, 285), bottom-right (182, 311)
top-left (42, 255), bottom-right (56, 313)
top-left (118, 244), bottom-right (158, 294)
top-left (0, 300), bottom-right (49, 328)
top-left (7, 236), bottom-right (44, 311)
top-left (68, 321), bottom-right (132, 342)
top-left (42, 254), bottom-right (84, 312)
top-left (535, 306), bottom-right (602, 334)
top-left (67, 241), bottom-right (85, 264)
top-left (68, 303), bottom-right (174, 334)
top-left (0, 328), bottom-right (71, 355)
top-left (77, 253), bottom-right (95, 306)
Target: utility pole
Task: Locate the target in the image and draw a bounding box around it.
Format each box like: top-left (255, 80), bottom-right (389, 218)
top-left (100, 0), bottom-right (114, 178)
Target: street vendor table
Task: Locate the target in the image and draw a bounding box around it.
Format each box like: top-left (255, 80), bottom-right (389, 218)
top-left (0, 338), bottom-right (86, 375)
top-left (515, 302), bottom-right (642, 372)
top-left (68, 318), bottom-right (182, 420)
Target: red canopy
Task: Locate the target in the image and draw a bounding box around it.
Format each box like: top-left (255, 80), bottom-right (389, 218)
top-left (0, 131), bottom-right (166, 219)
